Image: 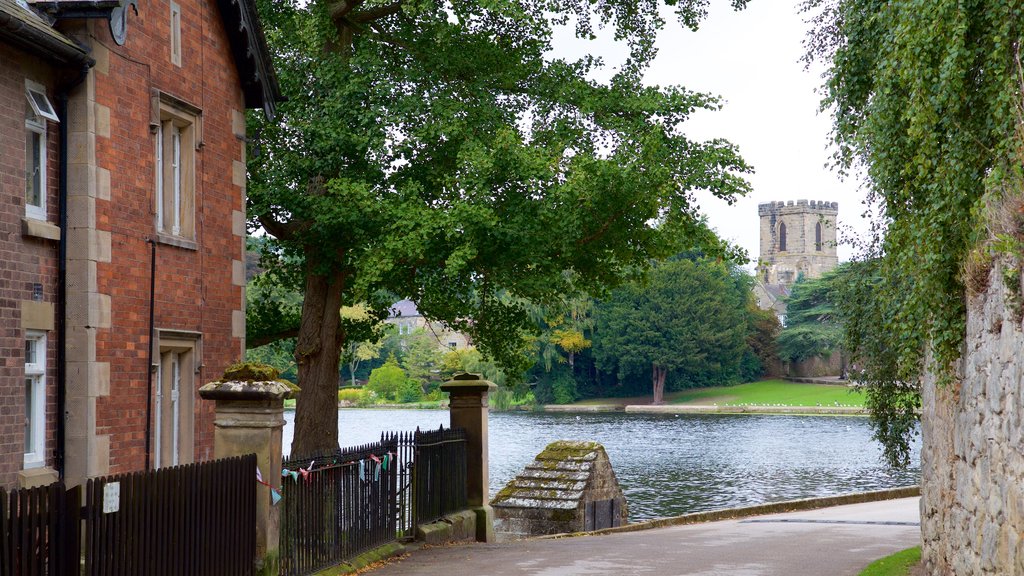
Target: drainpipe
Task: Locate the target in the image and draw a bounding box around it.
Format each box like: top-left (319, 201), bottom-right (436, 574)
top-left (56, 62), bottom-right (92, 480)
top-left (145, 238), bottom-right (157, 471)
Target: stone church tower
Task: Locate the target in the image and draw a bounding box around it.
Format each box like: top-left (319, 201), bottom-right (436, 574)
top-left (757, 200), bottom-right (839, 286)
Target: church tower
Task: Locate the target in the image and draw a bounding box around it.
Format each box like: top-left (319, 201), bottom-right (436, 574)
top-left (757, 200), bottom-right (838, 287)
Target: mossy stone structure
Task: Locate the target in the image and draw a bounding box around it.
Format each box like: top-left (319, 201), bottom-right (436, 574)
top-left (199, 363), bottom-right (297, 576)
top-left (493, 440), bottom-right (627, 538)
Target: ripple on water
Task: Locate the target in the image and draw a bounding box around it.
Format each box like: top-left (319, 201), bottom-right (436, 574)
top-left (282, 409), bottom-right (920, 521)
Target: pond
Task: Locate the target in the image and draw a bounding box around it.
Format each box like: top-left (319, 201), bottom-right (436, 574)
top-left (282, 409), bottom-right (921, 521)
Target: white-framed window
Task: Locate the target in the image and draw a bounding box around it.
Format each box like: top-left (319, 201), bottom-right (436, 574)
top-left (170, 1), bottom-right (182, 66)
top-left (154, 98), bottom-right (199, 240)
top-left (24, 80), bottom-right (56, 221)
top-left (153, 333), bottom-right (198, 469)
top-left (24, 332), bottom-right (46, 469)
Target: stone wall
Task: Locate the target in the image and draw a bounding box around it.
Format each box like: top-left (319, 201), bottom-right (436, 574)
top-left (788, 350), bottom-right (843, 378)
top-left (921, 257), bottom-right (1024, 574)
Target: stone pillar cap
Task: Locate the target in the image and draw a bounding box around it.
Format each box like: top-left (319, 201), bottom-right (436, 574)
top-left (441, 372), bottom-right (497, 392)
top-left (199, 379), bottom-right (298, 401)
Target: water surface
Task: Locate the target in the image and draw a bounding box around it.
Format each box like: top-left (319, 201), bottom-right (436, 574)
top-left (282, 409), bottom-right (920, 521)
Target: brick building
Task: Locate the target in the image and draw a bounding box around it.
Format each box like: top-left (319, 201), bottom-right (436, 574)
top-left (0, 0), bottom-right (279, 488)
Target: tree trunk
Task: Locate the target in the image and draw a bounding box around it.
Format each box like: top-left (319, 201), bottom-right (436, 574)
top-left (291, 262), bottom-right (347, 457)
top-left (652, 363), bottom-right (666, 405)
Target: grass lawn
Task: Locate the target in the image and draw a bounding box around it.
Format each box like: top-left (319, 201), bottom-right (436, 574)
top-left (858, 547), bottom-right (921, 576)
top-left (575, 379), bottom-right (865, 407)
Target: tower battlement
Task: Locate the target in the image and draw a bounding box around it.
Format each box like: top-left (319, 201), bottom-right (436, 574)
top-left (758, 200), bottom-right (839, 215)
top-left (757, 199), bottom-right (839, 288)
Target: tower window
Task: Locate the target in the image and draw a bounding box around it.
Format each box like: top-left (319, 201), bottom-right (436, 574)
top-left (815, 222), bottom-right (822, 251)
top-left (779, 222), bottom-right (787, 252)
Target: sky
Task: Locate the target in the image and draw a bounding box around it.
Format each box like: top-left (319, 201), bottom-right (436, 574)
top-left (553, 0), bottom-right (869, 264)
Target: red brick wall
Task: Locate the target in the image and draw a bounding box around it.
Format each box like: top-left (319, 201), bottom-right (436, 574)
top-left (0, 47), bottom-right (61, 488)
top-left (91, 0), bottom-right (246, 474)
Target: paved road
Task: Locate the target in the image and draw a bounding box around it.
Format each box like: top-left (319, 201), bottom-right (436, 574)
top-left (367, 497), bottom-right (921, 576)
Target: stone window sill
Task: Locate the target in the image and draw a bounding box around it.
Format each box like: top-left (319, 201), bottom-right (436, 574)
top-left (22, 217), bottom-right (60, 241)
top-left (155, 232), bottom-right (198, 251)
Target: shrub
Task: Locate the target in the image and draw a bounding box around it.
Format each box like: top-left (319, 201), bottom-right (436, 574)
top-left (367, 356), bottom-right (408, 401)
top-left (396, 378), bottom-right (423, 403)
top-left (337, 388), bottom-right (364, 405)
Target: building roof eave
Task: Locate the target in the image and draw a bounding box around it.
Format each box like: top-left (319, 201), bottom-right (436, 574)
top-left (0, 0), bottom-right (93, 66)
top-left (215, 0), bottom-right (283, 119)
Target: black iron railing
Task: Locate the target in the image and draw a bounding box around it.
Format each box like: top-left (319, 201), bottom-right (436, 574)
top-left (280, 437), bottom-right (399, 576)
top-left (279, 426), bottom-right (467, 576)
top-left (413, 426), bottom-right (467, 526)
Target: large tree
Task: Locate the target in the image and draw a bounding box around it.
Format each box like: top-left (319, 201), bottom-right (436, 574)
top-left (248, 0), bottom-right (752, 456)
top-left (592, 257), bottom-right (750, 403)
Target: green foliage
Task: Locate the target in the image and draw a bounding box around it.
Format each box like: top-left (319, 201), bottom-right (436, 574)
top-left (245, 339), bottom-right (298, 383)
top-left (777, 272), bottom-right (842, 363)
top-left (804, 0), bottom-right (1024, 466)
top-left (337, 387), bottom-right (366, 405)
top-left (248, 0), bottom-right (754, 449)
top-left (592, 257), bottom-right (750, 395)
top-left (831, 260), bottom-right (922, 468)
top-left (744, 303), bottom-right (780, 380)
top-left (366, 356), bottom-right (419, 402)
top-left (531, 364), bottom-right (579, 404)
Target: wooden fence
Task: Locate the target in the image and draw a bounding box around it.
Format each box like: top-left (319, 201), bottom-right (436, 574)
top-left (0, 481), bottom-right (77, 576)
top-left (81, 453), bottom-right (256, 576)
top-left (0, 454), bottom-right (256, 576)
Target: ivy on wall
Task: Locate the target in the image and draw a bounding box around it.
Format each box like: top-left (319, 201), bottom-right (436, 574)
top-left (804, 0), bottom-right (1024, 466)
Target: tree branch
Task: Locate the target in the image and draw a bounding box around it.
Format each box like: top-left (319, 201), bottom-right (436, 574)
top-left (351, 1), bottom-right (403, 23)
top-left (258, 212), bottom-right (301, 241)
top-left (576, 209), bottom-right (626, 247)
top-left (247, 326), bottom-right (301, 349)
top-left (328, 0), bottom-right (365, 22)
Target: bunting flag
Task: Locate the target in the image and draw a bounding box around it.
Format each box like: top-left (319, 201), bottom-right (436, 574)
top-left (256, 466), bottom-right (282, 506)
top-left (299, 467), bottom-right (311, 483)
top-left (358, 460), bottom-right (365, 482)
top-left (281, 469), bottom-right (299, 482)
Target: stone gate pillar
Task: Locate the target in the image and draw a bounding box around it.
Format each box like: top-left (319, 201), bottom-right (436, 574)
top-left (199, 366), bottom-right (296, 576)
top-left (441, 373), bottom-right (497, 543)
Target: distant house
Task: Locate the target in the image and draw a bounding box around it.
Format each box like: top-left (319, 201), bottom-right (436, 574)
top-left (0, 0), bottom-right (280, 489)
top-left (386, 300), bottom-right (472, 352)
top-left (752, 282), bottom-right (790, 327)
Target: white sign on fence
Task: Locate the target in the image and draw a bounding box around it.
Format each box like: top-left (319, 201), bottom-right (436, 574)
top-left (103, 482), bottom-right (120, 514)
